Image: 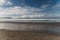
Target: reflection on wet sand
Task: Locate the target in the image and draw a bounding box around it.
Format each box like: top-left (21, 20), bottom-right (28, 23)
top-left (0, 29), bottom-right (60, 40)
top-left (0, 22), bottom-right (60, 34)
top-left (0, 22), bottom-right (60, 40)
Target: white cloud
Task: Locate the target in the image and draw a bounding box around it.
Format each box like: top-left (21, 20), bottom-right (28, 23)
top-left (0, 0), bottom-right (45, 17)
top-left (0, 0), bottom-right (12, 6)
top-left (0, 6), bottom-right (44, 17)
top-left (0, 0), bottom-right (59, 18)
top-left (5, 1), bottom-right (12, 6)
top-left (41, 4), bottom-right (50, 9)
top-left (53, 3), bottom-right (60, 8)
top-left (0, 0), bottom-right (6, 5)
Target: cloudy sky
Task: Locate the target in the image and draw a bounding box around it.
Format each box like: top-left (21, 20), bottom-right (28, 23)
top-left (0, 0), bottom-right (60, 17)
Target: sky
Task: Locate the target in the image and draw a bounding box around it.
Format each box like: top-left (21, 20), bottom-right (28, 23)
top-left (0, 0), bottom-right (60, 17)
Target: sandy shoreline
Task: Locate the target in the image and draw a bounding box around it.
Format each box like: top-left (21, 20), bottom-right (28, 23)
top-left (0, 22), bottom-right (59, 40)
top-left (0, 29), bottom-right (59, 40)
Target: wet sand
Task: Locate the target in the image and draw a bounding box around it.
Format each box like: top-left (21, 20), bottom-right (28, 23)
top-left (0, 22), bottom-right (60, 40)
top-left (0, 29), bottom-right (60, 40)
top-left (0, 22), bottom-right (60, 34)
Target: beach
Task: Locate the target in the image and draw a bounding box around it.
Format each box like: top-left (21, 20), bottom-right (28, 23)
top-left (0, 21), bottom-right (59, 40)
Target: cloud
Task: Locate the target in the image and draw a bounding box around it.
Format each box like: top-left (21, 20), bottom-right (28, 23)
top-left (52, 1), bottom-right (60, 8)
top-left (0, 0), bottom-right (46, 17)
top-left (0, 6), bottom-right (44, 17)
top-left (5, 0), bottom-right (12, 6)
top-left (40, 4), bottom-right (50, 9)
top-left (0, 0), bottom-right (12, 6)
top-left (53, 3), bottom-right (60, 8)
top-left (0, 0), bottom-right (6, 5)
